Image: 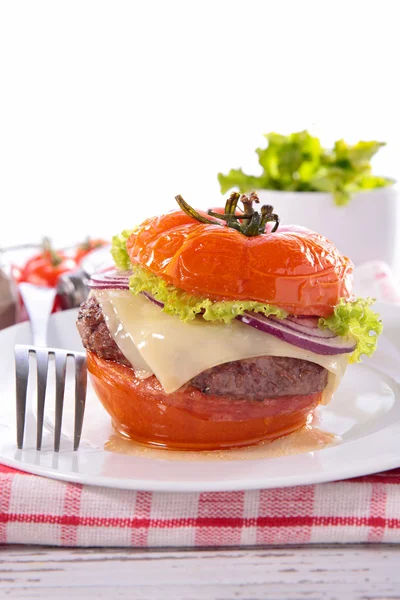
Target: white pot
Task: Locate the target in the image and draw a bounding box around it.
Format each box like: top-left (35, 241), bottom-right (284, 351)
top-left (256, 186), bottom-right (399, 270)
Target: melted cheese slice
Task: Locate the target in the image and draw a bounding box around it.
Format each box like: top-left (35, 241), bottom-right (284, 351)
top-left (95, 290), bottom-right (349, 400)
top-left (95, 290), bottom-right (153, 379)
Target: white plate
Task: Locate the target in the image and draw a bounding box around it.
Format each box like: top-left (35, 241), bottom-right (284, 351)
top-left (1, 310), bottom-right (400, 492)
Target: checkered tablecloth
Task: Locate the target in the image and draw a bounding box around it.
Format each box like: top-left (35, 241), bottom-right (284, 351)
top-left (1, 465), bottom-right (400, 547)
top-left (1, 260), bottom-right (400, 548)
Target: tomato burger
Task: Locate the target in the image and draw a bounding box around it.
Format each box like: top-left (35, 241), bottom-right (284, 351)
top-left (76, 193), bottom-right (382, 450)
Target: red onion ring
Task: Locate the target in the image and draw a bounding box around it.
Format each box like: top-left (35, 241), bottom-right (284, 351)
top-left (236, 313), bottom-right (355, 355)
top-left (88, 269), bottom-right (131, 289)
top-left (269, 316), bottom-right (337, 339)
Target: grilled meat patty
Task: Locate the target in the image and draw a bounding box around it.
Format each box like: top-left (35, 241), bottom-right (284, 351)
top-left (190, 356), bottom-right (327, 400)
top-left (77, 296), bottom-right (131, 367)
top-left (77, 296), bottom-right (328, 400)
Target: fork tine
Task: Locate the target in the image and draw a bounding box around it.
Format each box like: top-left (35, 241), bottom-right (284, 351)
top-left (73, 353), bottom-right (87, 451)
top-left (15, 346), bottom-right (30, 449)
top-left (54, 352), bottom-right (67, 452)
top-left (35, 349), bottom-right (49, 451)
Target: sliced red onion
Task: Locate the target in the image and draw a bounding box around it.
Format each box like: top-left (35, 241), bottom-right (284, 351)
top-left (237, 312), bottom-right (355, 355)
top-left (142, 291), bottom-right (164, 308)
top-left (88, 282), bottom-right (130, 290)
top-left (286, 315), bottom-right (320, 328)
top-left (88, 269), bottom-right (131, 289)
top-left (269, 316), bottom-right (337, 339)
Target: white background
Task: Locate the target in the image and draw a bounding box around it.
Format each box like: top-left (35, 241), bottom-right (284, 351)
top-left (0, 0), bottom-right (399, 248)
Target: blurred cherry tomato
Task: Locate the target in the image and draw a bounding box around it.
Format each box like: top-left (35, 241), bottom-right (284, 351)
top-left (74, 238), bottom-right (108, 264)
top-left (20, 240), bottom-right (78, 288)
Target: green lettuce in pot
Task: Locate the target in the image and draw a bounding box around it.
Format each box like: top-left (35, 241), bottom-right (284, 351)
top-left (218, 130), bottom-right (394, 206)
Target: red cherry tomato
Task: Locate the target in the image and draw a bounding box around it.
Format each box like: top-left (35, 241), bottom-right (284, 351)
top-left (21, 249), bottom-right (78, 288)
top-left (74, 238), bottom-right (108, 264)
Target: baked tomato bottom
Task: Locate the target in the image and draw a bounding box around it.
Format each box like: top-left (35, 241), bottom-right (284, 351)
top-left (87, 351), bottom-right (323, 451)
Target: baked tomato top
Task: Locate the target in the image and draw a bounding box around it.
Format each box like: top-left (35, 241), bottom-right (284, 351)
top-left (126, 194), bottom-right (353, 317)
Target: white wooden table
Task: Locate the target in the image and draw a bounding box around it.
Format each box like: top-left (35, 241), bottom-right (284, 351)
top-left (1, 544), bottom-right (399, 599)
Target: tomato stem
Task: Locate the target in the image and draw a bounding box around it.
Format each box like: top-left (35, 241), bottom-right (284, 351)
top-left (80, 237), bottom-right (91, 251)
top-left (260, 204), bottom-right (280, 233)
top-left (42, 237), bottom-right (63, 267)
top-left (175, 193), bottom-right (280, 237)
top-left (224, 192), bottom-right (241, 215)
top-left (241, 191), bottom-right (259, 216)
top-left (175, 195), bottom-right (220, 227)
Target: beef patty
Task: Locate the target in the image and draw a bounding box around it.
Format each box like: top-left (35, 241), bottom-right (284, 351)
top-left (77, 296), bottom-right (328, 400)
top-left (77, 296), bottom-right (131, 367)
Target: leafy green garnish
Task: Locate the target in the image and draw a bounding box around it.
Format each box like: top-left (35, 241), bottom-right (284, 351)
top-left (129, 264), bottom-right (287, 323)
top-left (319, 298), bottom-right (382, 363)
top-left (110, 229), bottom-right (134, 271)
top-left (218, 130), bottom-right (393, 206)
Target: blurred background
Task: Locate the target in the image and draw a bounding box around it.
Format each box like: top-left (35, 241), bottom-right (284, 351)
top-left (0, 0), bottom-right (399, 248)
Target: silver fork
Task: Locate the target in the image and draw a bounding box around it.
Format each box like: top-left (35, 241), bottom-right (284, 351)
top-left (15, 283), bottom-right (87, 451)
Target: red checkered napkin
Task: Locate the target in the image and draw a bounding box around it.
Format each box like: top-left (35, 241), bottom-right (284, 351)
top-left (1, 260), bottom-right (400, 548)
top-left (1, 465), bottom-right (400, 547)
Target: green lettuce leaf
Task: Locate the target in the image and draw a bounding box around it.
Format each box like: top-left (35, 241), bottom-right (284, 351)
top-left (357, 174), bottom-right (395, 190)
top-left (218, 130), bottom-right (393, 206)
top-left (318, 298), bottom-right (383, 363)
top-left (256, 130), bottom-right (322, 190)
top-left (217, 169), bottom-right (268, 195)
top-left (110, 229), bottom-right (134, 271)
top-left (129, 265), bottom-right (287, 323)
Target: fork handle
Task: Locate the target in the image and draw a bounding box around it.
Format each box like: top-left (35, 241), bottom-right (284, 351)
top-left (18, 283), bottom-right (57, 347)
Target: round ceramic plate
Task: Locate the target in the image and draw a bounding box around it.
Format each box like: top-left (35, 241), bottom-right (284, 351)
top-left (1, 310), bottom-right (400, 492)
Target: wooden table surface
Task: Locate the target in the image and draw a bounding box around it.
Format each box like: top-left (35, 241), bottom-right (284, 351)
top-left (0, 544), bottom-right (399, 599)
